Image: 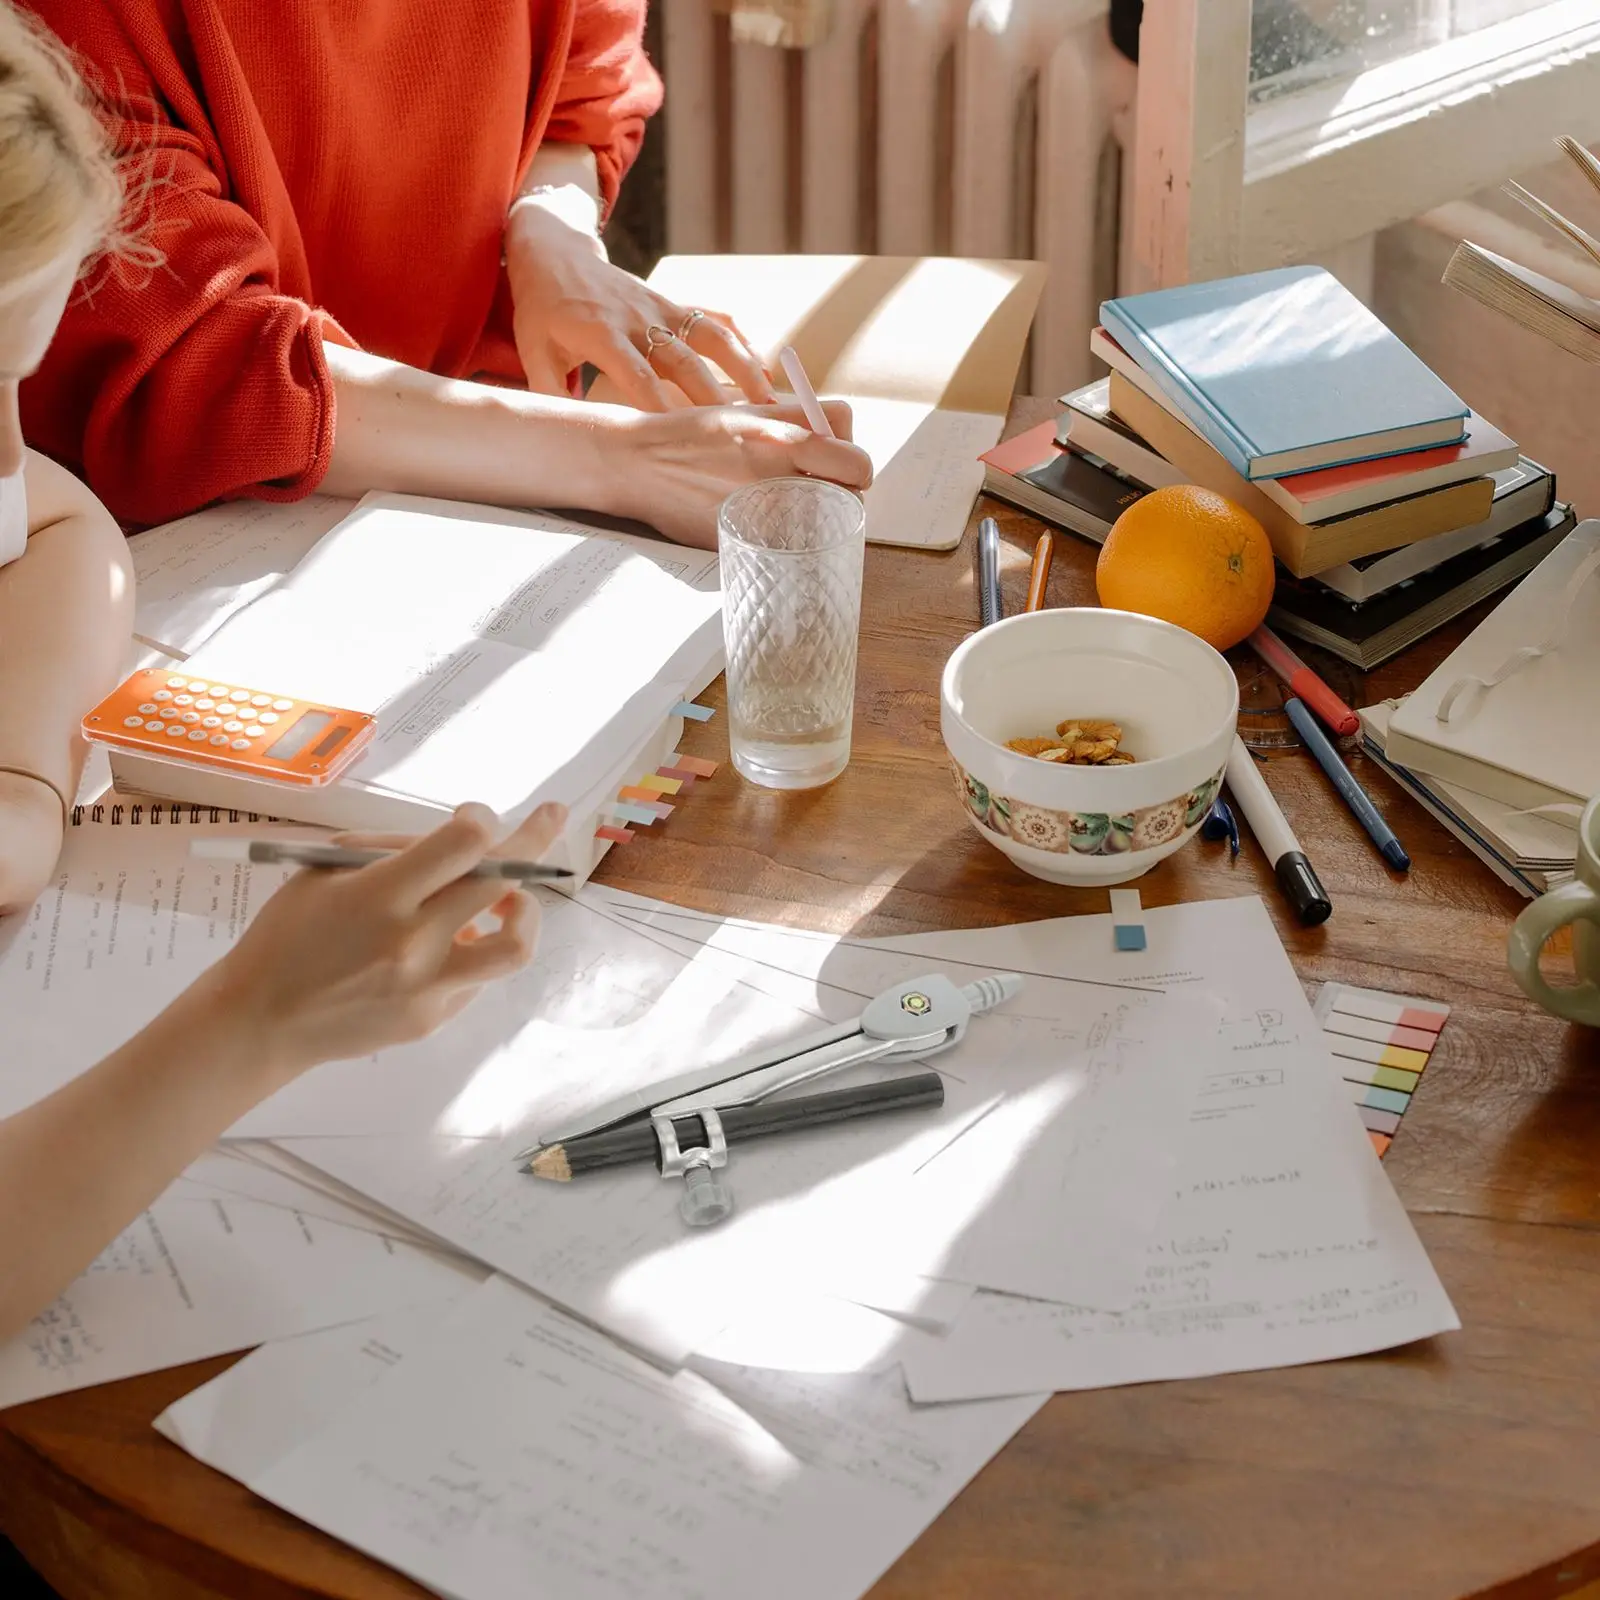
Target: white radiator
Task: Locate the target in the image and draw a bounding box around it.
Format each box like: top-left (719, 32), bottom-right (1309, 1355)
top-left (661, 0), bottom-right (1136, 398)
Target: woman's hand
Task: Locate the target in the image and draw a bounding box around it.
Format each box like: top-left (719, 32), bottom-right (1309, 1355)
top-left (595, 401), bottom-right (874, 548)
top-left (505, 205), bottom-right (775, 410)
top-left (202, 803), bottom-right (564, 1081)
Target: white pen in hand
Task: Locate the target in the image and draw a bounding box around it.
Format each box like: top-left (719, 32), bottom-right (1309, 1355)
top-left (1224, 737), bottom-right (1331, 926)
top-left (190, 838), bottom-right (573, 881)
top-left (778, 346), bottom-right (834, 438)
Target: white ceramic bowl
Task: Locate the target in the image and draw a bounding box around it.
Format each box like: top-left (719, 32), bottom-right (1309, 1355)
top-left (941, 608), bottom-right (1239, 885)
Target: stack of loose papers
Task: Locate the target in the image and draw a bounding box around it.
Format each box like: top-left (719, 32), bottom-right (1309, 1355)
top-left (0, 817), bottom-right (1458, 1600)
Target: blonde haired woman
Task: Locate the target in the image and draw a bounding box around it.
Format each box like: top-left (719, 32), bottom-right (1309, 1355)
top-left (0, 4), bottom-right (559, 1368)
top-left (0, 6), bottom-right (136, 913)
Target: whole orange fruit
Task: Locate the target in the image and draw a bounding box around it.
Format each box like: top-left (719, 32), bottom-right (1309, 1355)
top-left (1095, 484), bottom-right (1275, 651)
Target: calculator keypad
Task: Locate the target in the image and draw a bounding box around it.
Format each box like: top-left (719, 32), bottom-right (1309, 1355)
top-left (127, 678), bottom-right (287, 747)
top-left (88, 668), bottom-right (370, 788)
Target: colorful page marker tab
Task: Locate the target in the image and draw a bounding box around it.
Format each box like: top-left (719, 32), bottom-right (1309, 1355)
top-left (655, 766), bottom-right (698, 786)
top-left (1314, 981), bottom-right (1449, 1159)
top-left (1109, 889), bottom-right (1146, 952)
top-left (609, 802), bottom-right (664, 826)
top-left (595, 825), bottom-right (634, 844)
top-left (618, 786), bottom-right (671, 807)
top-left (672, 702), bottom-right (715, 721)
top-left (1325, 1035), bottom-right (1430, 1072)
top-left (668, 755), bottom-right (719, 778)
top-left (639, 774), bottom-right (682, 795)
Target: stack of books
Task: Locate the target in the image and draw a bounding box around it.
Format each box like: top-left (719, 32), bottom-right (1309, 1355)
top-left (1354, 518), bottom-right (1597, 897)
top-left (981, 264), bottom-right (1572, 669)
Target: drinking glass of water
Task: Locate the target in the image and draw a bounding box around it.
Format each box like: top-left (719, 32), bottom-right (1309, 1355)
top-left (718, 477), bottom-right (866, 789)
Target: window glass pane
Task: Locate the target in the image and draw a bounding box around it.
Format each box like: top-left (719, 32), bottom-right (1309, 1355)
top-left (1250, 1), bottom-right (1557, 101)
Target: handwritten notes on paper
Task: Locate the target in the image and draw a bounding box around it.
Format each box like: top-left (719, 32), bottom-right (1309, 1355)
top-left (0, 1194), bottom-right (479, 1406)
top-left (282, 898), bottom-right (1211, 1363)
top-left (589, 890), bottom-right (1458, 1392)
top-left (224, 1278), bottom-right (1045, 1600)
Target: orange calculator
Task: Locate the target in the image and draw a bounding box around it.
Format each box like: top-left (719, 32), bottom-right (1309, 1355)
top-left (83, 668), bottom-right (376, 788)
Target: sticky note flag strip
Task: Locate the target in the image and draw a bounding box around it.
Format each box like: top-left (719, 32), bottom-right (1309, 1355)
top-left (1314, 981), bottom-right (1450, 1158)
top-left (668, 755), bottom-right (718, 778)
top-left (673, 702), bottom-right (715, 721)
top-left (1109, 889), bottom-right (1146, 952)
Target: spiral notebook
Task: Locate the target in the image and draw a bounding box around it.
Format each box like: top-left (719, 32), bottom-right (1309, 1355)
top-left (116, 492), bottom-right (726, 881)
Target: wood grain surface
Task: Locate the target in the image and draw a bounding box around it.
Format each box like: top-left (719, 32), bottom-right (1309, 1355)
top-left (3, 399), bottom-right (1598, 1600)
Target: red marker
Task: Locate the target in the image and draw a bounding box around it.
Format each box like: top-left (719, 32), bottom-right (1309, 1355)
top-left (1248, 624), bottom-right (1359, 737)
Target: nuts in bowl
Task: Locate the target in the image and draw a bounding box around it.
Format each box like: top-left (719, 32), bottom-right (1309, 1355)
top-left (940, 608), bottom-right (1239, 886)
top-left (1007, 720), bottom-right (1134, 766)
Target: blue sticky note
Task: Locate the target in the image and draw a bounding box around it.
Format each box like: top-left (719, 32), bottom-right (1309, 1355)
top-left (609, 802), bottom-right (660, 826)
top-left (1114, 925), bottom-right (1147, 953)
top-left (1362, 1085), bottom-right (1410, 1116)
top-left (673, 701), bottom-right (715, 722)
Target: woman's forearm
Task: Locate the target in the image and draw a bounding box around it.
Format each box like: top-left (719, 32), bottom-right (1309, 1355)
top-left (319, 343), bottom-right (623, 512)
top-left (0, 975), bottom-right (290, 1340)
top-left (0, 458), bottom-right (134, 800)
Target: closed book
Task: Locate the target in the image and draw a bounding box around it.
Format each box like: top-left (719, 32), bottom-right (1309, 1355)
top-left (1359, 701), bottom-right (1575, 899)
top-left (979, 420), bottom-right (1147, 540)
top-left (1309, 458), bottom-right (1554, 602)
top-left (1257, 411), bottom-right (1519, 522)
top-left (1056, 381), bottom-right (1185, 489)
top-left (1267, 505), bottom-right (1573, 670)
top-left (1107, 367), bottom-right (1494, 578)
top-left (1099, 266), bottom-right (1468, 478)
top-left (1384, 518), bottom-right (1600, 812)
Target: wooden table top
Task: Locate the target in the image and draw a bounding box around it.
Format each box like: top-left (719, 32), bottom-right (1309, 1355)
top-left (4, 399), bottom-right (1599, 1600)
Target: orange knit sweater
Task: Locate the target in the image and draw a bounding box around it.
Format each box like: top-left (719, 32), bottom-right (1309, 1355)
top-left (21, 1), bottom-right (662, 525)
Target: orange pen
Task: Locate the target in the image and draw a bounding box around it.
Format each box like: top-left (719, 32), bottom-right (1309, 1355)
top-left (1025, 531), bottom-right (1054, 613)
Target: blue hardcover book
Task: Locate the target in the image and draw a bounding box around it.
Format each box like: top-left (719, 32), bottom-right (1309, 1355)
top-left (1100, 267), bottom-right (1468, 480)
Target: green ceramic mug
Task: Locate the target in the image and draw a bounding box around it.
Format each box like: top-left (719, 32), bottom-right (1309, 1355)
top-left (1507, 793), bottom-right (1600, 1026)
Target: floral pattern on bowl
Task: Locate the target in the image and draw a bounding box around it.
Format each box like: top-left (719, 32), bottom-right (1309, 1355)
top-left (952, 761), bottom-right (1223, 858)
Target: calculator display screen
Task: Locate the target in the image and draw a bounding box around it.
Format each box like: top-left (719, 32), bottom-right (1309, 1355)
top-left (264, 710), bottom-right (334, 762)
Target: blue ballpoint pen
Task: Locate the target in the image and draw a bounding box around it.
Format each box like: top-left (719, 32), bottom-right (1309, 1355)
top-left (977, 516), bottom-right (1003, 628)
top-left (1284, 697), bottom-right (1410, 872)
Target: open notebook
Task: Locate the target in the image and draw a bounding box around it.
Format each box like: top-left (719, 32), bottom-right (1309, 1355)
top-left (604, 255), bottom-right (1046, 551)
top-left (114, 492), bottom-right (724, 880)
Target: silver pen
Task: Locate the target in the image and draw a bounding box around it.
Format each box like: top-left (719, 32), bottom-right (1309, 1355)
top-left (189, 837), bottom-right (573, 881)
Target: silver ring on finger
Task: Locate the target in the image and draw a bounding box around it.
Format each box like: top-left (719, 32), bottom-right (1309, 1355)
top-left (644, 324), bottom-right (677, 360)
top-left (675, 308), bottom-right (705, 343)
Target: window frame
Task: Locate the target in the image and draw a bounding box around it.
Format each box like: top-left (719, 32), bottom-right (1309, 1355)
top-left (1131, 0), bottom-right (1600, 287)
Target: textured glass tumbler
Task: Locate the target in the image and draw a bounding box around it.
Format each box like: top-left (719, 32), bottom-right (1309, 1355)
top-left (718, 477), bottom-right (866, 789)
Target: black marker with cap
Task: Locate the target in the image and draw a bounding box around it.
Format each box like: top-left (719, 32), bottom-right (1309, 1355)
top-left (1223, 736), bottom-right (1332, 926)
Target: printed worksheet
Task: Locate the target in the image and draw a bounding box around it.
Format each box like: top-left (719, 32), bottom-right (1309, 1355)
top-left (0, 1193), bottom-right (480, 1406)
top-left (234, 1277), bottom-right (1045, 1600)
top-left (281, 915), bottom-right (1206, 1363)
top-left (589, 890), bottom-right (1461, 1392)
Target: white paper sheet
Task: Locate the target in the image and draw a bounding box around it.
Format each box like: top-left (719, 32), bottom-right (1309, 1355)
top-left (0, 832), bottom-right (809, 1142)
top-left (866, 904), bottom-right (1461, 1400)
top-left (588, 891), bottom-right (1460, 1392)
top-left (155, 1296), bottom-right (471, 1484)
top-left (232, 1276), bottom-right (1043, 1600)
top-left (281, 913), bottom-right (1204, 1363)
top-left (128, 495), bottom-right (355, 658)
top-left (0, 1194), bottom-right (481, 1405)
top-left (171, 1149), bottom-right (447, 1251)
